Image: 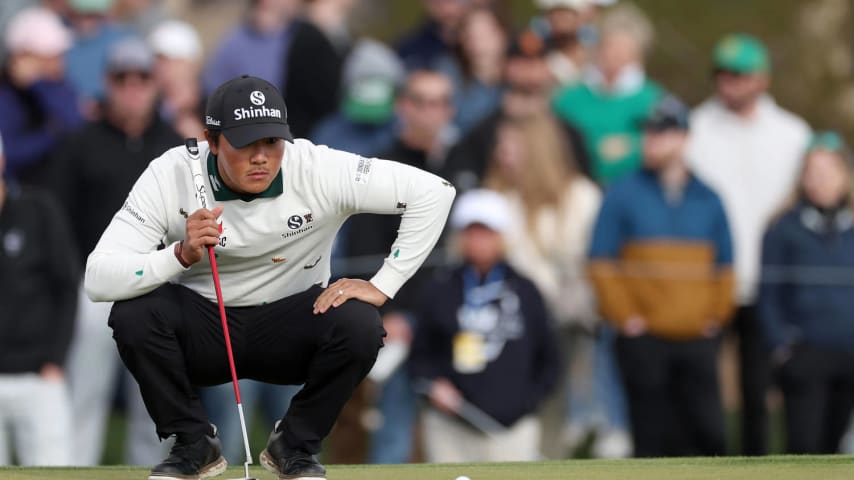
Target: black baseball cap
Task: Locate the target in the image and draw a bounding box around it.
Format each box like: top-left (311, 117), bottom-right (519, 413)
top-left (204, 75), bottom-right (293, 147)
top-left (641, 94), bottom-right (690, 132)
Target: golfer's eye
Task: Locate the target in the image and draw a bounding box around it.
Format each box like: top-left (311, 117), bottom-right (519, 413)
top-left (265, 138), bottom-right (279, 145)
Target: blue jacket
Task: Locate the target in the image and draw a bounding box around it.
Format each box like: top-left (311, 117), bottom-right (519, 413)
top-left (310, 113), bottom-right (396, 157)
top-left (758, 204), bottom-right (854, 354)
top-left (0, 79), bottom-right (82, 180)
top-left (588, 169), bottom-right (734, 338)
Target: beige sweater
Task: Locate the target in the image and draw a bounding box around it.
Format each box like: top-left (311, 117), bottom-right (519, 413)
top-left (502, 177), bottom-right (602, 329)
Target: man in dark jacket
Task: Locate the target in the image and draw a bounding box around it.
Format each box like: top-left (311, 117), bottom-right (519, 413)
top-left (396, 0), bottom-right (469, 70)
top-left (0, 130), bottom-right (79, 466)
top-left (410, 189), bottom-right (560, 462)
top-left (282, 0), bottom-right (356, 139)
top-left (0, 7), bottom-right (82, 185)
top-left (45, 37), bottom-right (182, 467)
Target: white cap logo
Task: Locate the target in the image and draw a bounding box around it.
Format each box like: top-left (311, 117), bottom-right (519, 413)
top-left (249, 90), bottom-right (266, 106)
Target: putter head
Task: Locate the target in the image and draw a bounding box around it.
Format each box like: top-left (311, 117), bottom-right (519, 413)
top-left (224, 461), bottom-right (258, 480)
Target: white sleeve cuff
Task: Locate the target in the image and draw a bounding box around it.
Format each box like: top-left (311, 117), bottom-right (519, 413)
top-left (369, 264), bottom-right (409, 300)
top-left (150, 241), bottom-right (190, 280)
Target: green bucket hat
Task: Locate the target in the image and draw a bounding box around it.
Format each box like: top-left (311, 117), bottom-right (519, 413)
top-left (342, 77), bottom-right (396, 125)
top-left (70, 0), bottom-right (114, 14)
top-left (713, 33), bottom-right (770, 74)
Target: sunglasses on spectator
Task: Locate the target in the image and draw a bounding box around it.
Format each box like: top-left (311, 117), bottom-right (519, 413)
top-left (714, 68), bottom-right (751, 77)
top-left (507, 86), bottom-right (543, 97)
top-left (405, 93), bottom-right (451, 108)
top-left (110, 71), bottom-right (153, 83)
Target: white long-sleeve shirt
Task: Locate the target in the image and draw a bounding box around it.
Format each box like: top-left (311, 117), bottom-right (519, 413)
top-left (687, 95), bottom-right (810, 305)
top-left (85, 139), bottom-right (456, 306)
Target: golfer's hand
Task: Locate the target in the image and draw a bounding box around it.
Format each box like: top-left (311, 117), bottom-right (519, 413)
top-left (622, 315), bottom-right (647, 337)
top-left (178, 206), bottom-right (224, 266)
top-left (40, 363), bottom-right (64, 382)
top-left (383, 313), bottom-right (413, 343)
top-left (313, 278), bottom-right (388, 314)
top-left (429, 378), bottom-right (462, 414)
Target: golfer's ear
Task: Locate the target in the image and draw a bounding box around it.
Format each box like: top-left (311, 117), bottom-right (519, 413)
top-left (204, 130), bottom-right (219, 155)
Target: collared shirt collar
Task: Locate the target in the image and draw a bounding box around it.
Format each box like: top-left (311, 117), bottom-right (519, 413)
top-left (207, 152), bottom-right (283, 202)
top-left (708, 93), bottom-right (776, 123)
top-left (583, 63), bottom-right (647, 96)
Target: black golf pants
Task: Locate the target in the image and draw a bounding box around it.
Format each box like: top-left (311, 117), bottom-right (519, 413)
top-left (108, 283), bottom-right (385, 455)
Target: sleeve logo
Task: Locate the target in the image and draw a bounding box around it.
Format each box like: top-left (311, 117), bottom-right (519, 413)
top-left (354, 157), bottom-right (373, 184)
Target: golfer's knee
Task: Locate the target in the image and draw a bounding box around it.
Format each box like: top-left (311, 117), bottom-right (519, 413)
top-left (109, 294), bottom-right (175, 348)
top-left (335, 302), bottom-right (385, 363)
top-left (109, 300), bottom-right (152, 346)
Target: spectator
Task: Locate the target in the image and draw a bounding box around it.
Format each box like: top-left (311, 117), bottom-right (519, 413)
top-left (435, 6), bottom-right (508, 135)
top-left (397, 0), bottom-right (470, 70)
top-left (686, 33), bottom-right (811, 456)
top-left (202, 0), bottom-right (300, 96)
top-left (482, 114), bottom-right (602, 457)
top-left (444, 30), bottom-right (590, 192)
top-left (148, 19), bottom-right (205, 139)
top-left (283, 0), bottom-right (357, 139)
top-left (0, 130), bottom-right (80, 466)
top-left (340, 69), bottom-right (457, 464)
top-left (589, 95), bottom-right (734, 457)
top-left (310, 38), bottom-right (403, 156)
top-left (759, 132), bottom-right (854, 454)
top-left (0, 7), bottom-right (82, 184)
top-left (552, 3), bottom-right (662, 186)
top-left (343, 69), bottom-right (456, 260)
top-left (46, 37), bottom-right (181, 466)
top-left (65, 0), bottom-right (131, 113)
top-left (409, 188), bottom-right (561, 462)
top-left (535, 0), bottom-right (592, 85)
top-left (0, 0), bottom-right (39, 63)
top-left (113, 0), bottom-right (171, 36)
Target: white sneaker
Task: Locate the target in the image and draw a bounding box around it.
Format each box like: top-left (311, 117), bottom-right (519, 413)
top-left (592, 429), bottom-right (632, 459)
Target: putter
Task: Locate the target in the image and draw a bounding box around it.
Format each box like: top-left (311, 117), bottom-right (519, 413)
top-left (186, 139), bottom-right (258, 480)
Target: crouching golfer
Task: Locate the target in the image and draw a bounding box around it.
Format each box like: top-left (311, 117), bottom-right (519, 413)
top-left (84, 75), bottom-right (455, 479)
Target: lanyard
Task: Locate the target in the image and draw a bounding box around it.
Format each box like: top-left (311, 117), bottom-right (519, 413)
top-left (462, 263), bottom-right (507, 309)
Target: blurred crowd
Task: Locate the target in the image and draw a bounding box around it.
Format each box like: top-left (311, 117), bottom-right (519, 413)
top-left (2, 0), bottom-right (854, 467)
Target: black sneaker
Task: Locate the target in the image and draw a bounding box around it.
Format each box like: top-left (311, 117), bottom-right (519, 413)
top-left (259, 421), bottom-right (326, 480)
top-left (149, 425), bottom-right (227, 480)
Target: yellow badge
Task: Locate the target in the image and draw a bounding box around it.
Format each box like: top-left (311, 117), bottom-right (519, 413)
top-left (453, 332), bottom-right (487, 374)
top-left (598, 134), bottom-right (631, 162)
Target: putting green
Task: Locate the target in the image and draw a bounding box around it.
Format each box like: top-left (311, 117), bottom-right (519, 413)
top-left (3, 456), bottom-right (854, 480)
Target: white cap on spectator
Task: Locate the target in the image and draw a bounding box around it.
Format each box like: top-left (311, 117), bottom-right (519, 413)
top-left (148, 20), bottom-right (203, 61)
top-left (535, 0), bottom-right (592, 11)
top-left (5, 8), bottom-right (72, 57)
top-left (450, 189), bottom-right (512, 233)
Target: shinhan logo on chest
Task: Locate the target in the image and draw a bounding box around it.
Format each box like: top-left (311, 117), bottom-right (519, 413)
top-left (234, 106), bottom-right (282, 120)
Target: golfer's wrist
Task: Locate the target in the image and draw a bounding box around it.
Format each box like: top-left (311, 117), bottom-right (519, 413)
top-left (174, 241), bottom-right (192, 268)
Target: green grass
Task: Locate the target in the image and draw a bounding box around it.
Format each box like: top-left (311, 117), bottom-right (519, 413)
top-left (3, 456), bottom-right (854, 480)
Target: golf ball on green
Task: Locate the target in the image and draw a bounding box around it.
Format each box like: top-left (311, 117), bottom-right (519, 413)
top-left (455, 476), bottom-right (471, 480)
